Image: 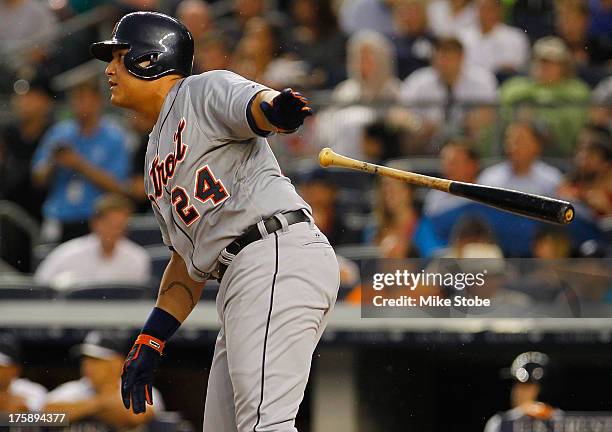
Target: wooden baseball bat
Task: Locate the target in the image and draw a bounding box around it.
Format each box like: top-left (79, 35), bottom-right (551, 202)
top-left (318, 148), bottom-right (574, 225)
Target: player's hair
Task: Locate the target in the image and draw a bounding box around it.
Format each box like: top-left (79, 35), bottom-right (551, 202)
top-left (93, 194), bottom-right (135, 218)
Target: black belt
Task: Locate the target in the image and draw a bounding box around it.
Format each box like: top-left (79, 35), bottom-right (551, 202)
top-left (217, 210), bottom-right (310, 281)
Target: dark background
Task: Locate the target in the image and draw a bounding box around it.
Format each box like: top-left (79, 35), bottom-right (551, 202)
top-left (14, 331), bottom-right (612, 431)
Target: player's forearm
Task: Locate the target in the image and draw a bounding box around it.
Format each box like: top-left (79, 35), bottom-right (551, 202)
top-left (250, 90), bottom-right (280, 133)
top-left (155, 251), bottom-right (205, 323)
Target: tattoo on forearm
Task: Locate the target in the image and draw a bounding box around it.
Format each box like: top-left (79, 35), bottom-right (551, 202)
top-left (161, 281), bottom-right (196, 308)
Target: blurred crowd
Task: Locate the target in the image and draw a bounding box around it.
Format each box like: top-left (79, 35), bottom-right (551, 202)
top-left (0, 0), bottom-right (610, 297)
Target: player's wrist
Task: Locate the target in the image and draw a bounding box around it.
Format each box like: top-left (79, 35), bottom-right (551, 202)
top-left (141, 307), bottom-right (181, 343)
top-left (246, 94), bottom-right (272, 137)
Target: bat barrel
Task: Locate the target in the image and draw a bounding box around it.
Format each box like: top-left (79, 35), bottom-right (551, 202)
top-left (449, 182), bottom-right (575, 225)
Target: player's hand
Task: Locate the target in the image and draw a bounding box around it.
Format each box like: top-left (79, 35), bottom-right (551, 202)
top-left (260, 88), bottom-right (313, 133)
top-left (121, 334), bottom-right (164, 414)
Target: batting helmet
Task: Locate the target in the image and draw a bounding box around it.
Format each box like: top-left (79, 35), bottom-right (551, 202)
top-left (510, 351), bottom-right (549, 384)
top-left (90, 12), bottom-right (194, 80)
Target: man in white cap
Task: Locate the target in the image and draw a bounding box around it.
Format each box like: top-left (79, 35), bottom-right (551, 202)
top-left (43, 331), bottom-right (164, 427)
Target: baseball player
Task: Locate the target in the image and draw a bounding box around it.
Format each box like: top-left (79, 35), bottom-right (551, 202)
top-left (484, 351), bottom-right (563, 432)
top-left (90, 12), bottom-right (340, 432)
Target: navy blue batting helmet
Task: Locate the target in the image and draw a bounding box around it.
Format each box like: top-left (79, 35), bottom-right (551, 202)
top-left (90, 12), bottom-right (194, 80)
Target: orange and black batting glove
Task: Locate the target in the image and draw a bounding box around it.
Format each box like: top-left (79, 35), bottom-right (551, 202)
top-left (121, 307), bottom-right (180, 414)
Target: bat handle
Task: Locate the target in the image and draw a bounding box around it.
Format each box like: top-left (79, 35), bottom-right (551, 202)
top-left (449, 182), bottom-right (575, 225)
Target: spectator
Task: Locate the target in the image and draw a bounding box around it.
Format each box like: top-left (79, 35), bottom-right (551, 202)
top-left (478, 120), bottom-right (563, 197)
top-left (317, 30), bottom-right (400, 159)
top-left (176, 0), bottom-right (217, 75)
top-left (413, 139), bottom-right (481, 257)
top-left (365, 177), bottom-right (419, 258)
top-left (0, 76), bottom-right (54, 221)
top-left (557, 124), bottom-right (612, 218)
top-left (332, 30), bottom-right (401, 105)
top-left (220, 0), bottom-right (289, 48)
top-left (34, 194), bottom-right (151, 289)
top-left (314, 105), bottom-right (377, 160)
top-left (459, 0), bottom-right (530, 77)
top-left (31, 81), bottom-right (130, 242)
top-left (400, 37), bottom-right (498, 140)
top-left (297, 168), bottom-right (361, 246)
top-left (429, 215), bottom-right (531, 307)
top-left (391, 0), bottom-right (436, 79)
top-left (590, 75), bottom-right (612, 129)
top-left (427, 0), bottom-right (478, 38)
top-left (295, 168), bottom-right (361, 290)
top-left (554, 0), bottom-right (612, 86)
top-left (531, 225), bottom-right (572, 258)
top-left (500, 36), bottom-right (591, 156)
top-left (423, 140), bottom-right (480, 222)
top-left (0, 0), bottom-right (58, 72)
top-left (193, 34), bottom-right (232, 74)
top-left (176, 0), bottom-right (213, 41)
top-left (444, 214), bottom-right (500, 258)
top-left (362, 119), bottom-right (402, 163)
top-left (338, 0), bottom-right (395, 36)
top-left (288, 0), bottom-right (347, 88)
top-left (0, 335), bottom-right (47, 413)
top-left (44, 331), bottom-right (164, 427)
top-left (231, 17), bottom-right (307, 89)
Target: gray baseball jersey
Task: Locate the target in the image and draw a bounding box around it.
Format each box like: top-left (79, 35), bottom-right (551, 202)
top-left (145, 70), bottom-right (310, 281)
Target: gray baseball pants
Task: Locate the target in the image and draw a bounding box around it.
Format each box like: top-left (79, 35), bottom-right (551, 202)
top-left (202, 215), bottom-right (340, 432)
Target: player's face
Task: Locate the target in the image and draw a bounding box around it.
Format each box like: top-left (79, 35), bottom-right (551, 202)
top-left (105, 48), bottom-right (144, 108)
top-left (511, 382), bottom-right (540, 407)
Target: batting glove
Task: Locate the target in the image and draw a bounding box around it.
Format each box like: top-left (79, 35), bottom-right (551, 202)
top-left (121, 334), bottom-right (164, 414)
top-left (260, 88), bottom-right (313, 133)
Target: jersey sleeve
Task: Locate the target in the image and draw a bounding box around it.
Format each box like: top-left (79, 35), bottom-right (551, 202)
top-left (151, 203), bottom-right (172, 247)
top-left (188, 70), bottom-right (270, 141)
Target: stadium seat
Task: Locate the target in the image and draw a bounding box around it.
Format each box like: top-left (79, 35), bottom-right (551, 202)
top-left (147, 245), bottom-right (171, 284)
top-left (128, 214), bottom-right (164, 246)
top-left (61, 282), bottom-right (154, 300)
top-left (0, 275), bottom-right (55, 299)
